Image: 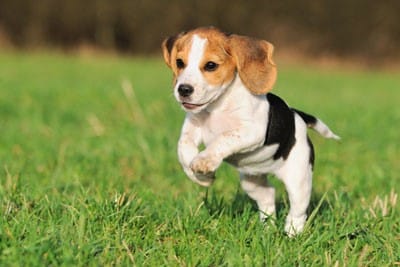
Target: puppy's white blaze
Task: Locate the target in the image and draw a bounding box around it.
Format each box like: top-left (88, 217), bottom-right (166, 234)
top-left (179, 35), bottom-right (207, 84)
top-left (188, 35), bottom-right (207, 71)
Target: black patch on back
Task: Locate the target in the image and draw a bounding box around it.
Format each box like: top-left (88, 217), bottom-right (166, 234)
top-left (264, 93), bottom-right (296, 160)
top-left (292, 108), bottom-right (317, 127)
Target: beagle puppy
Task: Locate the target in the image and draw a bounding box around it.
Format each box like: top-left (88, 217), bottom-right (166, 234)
top-left (162, 27), bottom-right (339, 236)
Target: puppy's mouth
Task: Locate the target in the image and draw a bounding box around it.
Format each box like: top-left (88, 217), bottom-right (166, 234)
top-left (180, 91), bottom-right (222, 111)
top-left (181, 102), bottom-right (206, 110)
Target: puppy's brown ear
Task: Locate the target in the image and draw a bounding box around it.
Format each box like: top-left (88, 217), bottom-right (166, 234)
top-left (228, 35), bottom-right (277, 95)
top-left (162, 35), bottom-right (177, 68)
top-left (162, 31), bottom-right (187, 68)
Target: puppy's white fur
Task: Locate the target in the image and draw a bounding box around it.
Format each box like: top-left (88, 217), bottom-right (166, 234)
top-left (163, 28), bottom-right (339, 236)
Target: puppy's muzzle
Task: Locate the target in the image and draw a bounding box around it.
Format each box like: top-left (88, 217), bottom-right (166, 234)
top-left (178, 84), bottom-right (194, 97)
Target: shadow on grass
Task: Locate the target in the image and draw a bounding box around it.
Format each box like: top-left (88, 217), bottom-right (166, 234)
top-left (202, 187), bottom-right (260, 220)
top-left (202, 186), bottom-right (332, 224)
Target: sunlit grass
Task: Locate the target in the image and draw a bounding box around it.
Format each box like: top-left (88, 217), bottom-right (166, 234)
top-left (0, 52), bottom-right (398, 266)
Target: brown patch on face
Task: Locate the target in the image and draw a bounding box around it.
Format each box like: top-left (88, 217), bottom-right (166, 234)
top-left (162, 31), bottom-right (193, 84)
top-left (162, 27), bottom-right (277, 94)
top-left (162, 27), bottom-right (236, 87)
top-left (196, 30), bottom-right (236, 87)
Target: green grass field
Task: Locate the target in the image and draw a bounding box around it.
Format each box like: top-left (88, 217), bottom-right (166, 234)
top-left (0, 52), bottom-right (399, 266)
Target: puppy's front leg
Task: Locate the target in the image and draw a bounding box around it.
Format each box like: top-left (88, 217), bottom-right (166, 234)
top-left (178, 117), bottom-right (215, 187)
top-left (191, 125), bottom-right (265, 175)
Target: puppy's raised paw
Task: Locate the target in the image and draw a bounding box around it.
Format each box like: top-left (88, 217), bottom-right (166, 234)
top-left (190, 153), bottom-right (222, 175)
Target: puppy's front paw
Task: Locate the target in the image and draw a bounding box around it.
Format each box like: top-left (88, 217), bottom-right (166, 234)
top-left (182, 166), bottom-right (215, 187)
top-left (190, 153), bottom-right (221, 175)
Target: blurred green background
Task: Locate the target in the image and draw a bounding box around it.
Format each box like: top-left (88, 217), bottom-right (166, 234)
top-left (1, 0), bottom-right (400, 64)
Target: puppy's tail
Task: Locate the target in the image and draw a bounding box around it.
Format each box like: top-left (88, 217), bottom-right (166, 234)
top-left (293, 109), bottom-right (340, 140)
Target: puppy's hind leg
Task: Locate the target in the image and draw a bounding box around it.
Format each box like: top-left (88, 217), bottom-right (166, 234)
top-left (240, 173), bottom-right (276, 221)
top-left (276, 160), bottom-right (313, 237)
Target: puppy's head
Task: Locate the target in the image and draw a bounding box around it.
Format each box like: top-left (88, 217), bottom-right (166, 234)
top-left (162, 27), bottom-right (277, 113)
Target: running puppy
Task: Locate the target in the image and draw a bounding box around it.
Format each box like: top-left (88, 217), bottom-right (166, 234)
top-left (162, 27), bottom-right (339, 236)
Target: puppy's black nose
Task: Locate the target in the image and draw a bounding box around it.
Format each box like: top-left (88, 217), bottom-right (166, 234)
top-left (178, 84), bottom-right (194, 97)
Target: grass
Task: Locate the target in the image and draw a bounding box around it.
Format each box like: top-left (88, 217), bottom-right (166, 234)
top-left (0, 52), bottom-right (399, 266)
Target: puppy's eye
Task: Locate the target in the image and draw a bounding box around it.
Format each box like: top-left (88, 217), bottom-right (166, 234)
top-left (204, 61), bottom-right (218, 72)
top-left (176, 59), bottom-right (185, 69)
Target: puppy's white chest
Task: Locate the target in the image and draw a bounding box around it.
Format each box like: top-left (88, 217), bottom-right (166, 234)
top-left (201, 112), bottom-right (240, 146)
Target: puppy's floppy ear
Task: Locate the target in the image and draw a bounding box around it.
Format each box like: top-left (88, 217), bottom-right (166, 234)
top-left (161, 31), bottom-right (186, 68)
top-left (162, 36), bottom-right (177, 68)
top-left (228, 35), bottom-right (277, 95)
